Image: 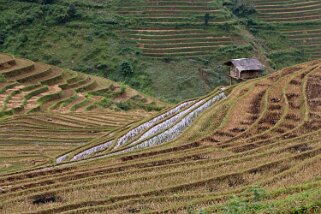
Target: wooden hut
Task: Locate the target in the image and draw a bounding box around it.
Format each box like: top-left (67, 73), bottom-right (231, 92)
top-left (225, 58), bottom-right (264, 82)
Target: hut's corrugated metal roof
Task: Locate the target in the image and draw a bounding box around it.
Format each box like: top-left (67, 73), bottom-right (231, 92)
top-left (226, 58), bottom-right (264, 72)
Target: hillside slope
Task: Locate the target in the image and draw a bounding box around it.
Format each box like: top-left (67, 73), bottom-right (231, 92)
top-left (0, 59), bottom-right (320, 213)
top-left (0, 52), bottom-right (165, 173)
top-left (246, 0), bottom-right (321, 61)
top-left (118, 0), bottom-right (235, 57)
top-left (0, 53), bottom-right (165, 116)
top-left (0, 0), bottom-right (311, 101)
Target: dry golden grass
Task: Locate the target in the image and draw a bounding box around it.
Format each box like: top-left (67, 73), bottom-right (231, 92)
top-left (0, 60), bottom-right (320, 213)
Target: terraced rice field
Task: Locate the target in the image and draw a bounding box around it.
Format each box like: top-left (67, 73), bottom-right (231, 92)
top-left (250, 0), bottom-right (321, 23)
top-left (118, 0), bottom-right (237, 57)
top-left (0, 53), bottom-right (163, 174)
top-left (118, 0), bottom-right (230, 25)
top-left (279, 24), bottom-right (321, 60)
top-left (0, 53), bottom-right (162, 115)
top-left (0, 59), bottom-right (320, 213)
top-left (249, 0), bottom-right (321, 60)
top-left (0, 108), bottom-right (147, 174)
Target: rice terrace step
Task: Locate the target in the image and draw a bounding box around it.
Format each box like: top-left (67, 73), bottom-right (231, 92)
top-left (0, 0), bottom-right (321, 213)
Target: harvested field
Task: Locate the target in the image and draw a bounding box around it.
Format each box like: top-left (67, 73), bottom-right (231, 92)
top-left (0, 53), bottom-right (164, 174)
top-left (0, 110), bottom-right (146, 173)
top-left (0, 59), bottom-right (320, 213)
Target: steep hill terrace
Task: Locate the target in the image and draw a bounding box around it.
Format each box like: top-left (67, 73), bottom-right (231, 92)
top-left (0, 53), bottom-right (164, 173)
top-left (118, 0), bottom-right (228, 24)
top-left (279, 24), bottom-right (321, 60)
top-left (54, 59), bottom-right (321, 165)
top-left (0, 53), bottom-right (165, 116)
top-left (249, 0), bottom-right (321, 60)
top-left (118, 0), bottom-right (239, 57)
top-left (0, 59), bottom-right (320, 213)
top-left (126, 28), bottom-right (234, 57)
top-left (251, 0), bottom-right (321, 23)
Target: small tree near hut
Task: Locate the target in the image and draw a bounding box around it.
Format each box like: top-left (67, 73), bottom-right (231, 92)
top-left (204, 13), bottom-right (210, 26)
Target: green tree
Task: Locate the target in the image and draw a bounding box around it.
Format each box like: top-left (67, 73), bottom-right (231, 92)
top-left (204, 13), bottom-right (210, 25)
top-left (67, 4), bottom-right (77, 19)
top-left (0, 32), bottom-right (5, 45)
top-left (120, 61), bottom-right (134, 77)
top-left (223, 0), bottom-right (256, 17)
top-left (232, 0), bottom-right (256, 17)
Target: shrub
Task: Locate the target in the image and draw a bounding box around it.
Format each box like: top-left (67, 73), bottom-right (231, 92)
top-left (0, 74), bottom-right (6, 83)
top-left (219, 22), bottom-right (233, 32)
top-left (120, 61), bottom-right (134, 77)
top-left (204, 13), bottom-right (210, 25)
top-left (198, 209), bottom-right (208, 214)
top-left (98, 98), bottom-right (113, 108)
top-left (128, 73), bottom-right (151, 90)
top-left (44, 4), bottom-right (79, 25)
top-left (18, 34), bottom-right (28, 43)
top-left (249, 186), bottom-right (267, 202)
top-left (32, 194), bottom-right (61, 205)
top-left (145, 102), bottom-right (163, 111)
top-left (224, 0), bottom-right (256, 18)
top-left (47, 7), bottom-right (69, 24)
top-left (0, 31), bottom-right (6, 45)
top-left (120, 83), bottom-right (126, 94)
top-left (95, 63), bottom-right (108, 71)
top-left (67, 4), bottom-right (77, 19)
top-left (223, 196), bottom-right (247, 213)
top-left (213, 44), bottom-right (254, 61)
top-left (234, 3), bottom-right (255, 17)
top-left (162, 55), bottom-right (173, 63)
top-left (48, 57), bottom-right (61, 65)
top-left (116, 101), bottom-right (131, 111)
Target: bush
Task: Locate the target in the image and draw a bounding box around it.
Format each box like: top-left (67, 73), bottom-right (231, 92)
top-left (0, 32), bottom-right (6, 45)
top-left (162, 55), bottom-right (173, 63)
top-left (98, 98), bottom-right (113, 108)
top-left (213, 44), bottom-right (254, 61)
top-left (95, 63), bottom-right (108, 71)
top-left (120, 61), bottom-right (134, 77)
top-left (0, 74), bottom-right (6, 83)
top-left (225, 0), bottom-right (256, 18)
top-left (204, 13), bottom-right (210, 25)
top-left (249, 186), bottom-right (267, 202)
top-left (116, 101), bottom-right (131, 111)
top-left (43, 4), bottom-right (79, 25)
top-left (219, 22), bottom-right (233, 32)
top-left (223, 196), bottom-right (248, 213)
top-left (145, 102), bottom-right (163, 111)
top-left (67, 4), bottom-right (77, 19)
top-left (120, 83), bottom-right (126, 94)
top-left (47, 57), bottom-right (61, 65)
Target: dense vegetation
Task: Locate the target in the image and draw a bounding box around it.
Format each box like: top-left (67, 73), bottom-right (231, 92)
top-left (0, 0), bottom-right (311, 102)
